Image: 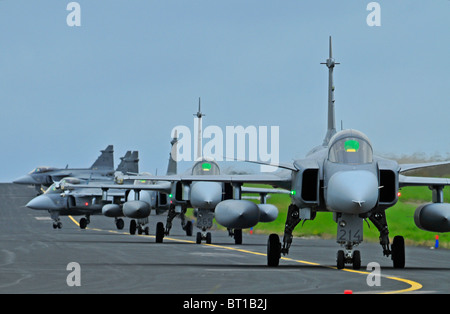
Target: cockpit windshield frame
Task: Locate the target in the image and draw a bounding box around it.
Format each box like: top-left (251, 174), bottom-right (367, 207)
top-left (191, 159), bottom-right (220, 176)
top-left (328, 131), bottom-right (373, 165)
top-left (28, 166), bottom-right (57, 175)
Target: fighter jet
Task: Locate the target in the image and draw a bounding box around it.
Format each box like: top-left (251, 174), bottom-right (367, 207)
top-left (25, 151), bottom-right (139, 229)
top-left (72, 158), bottom-right (285, 244)
top-left (63, 104), bottom-right (286, 245)
top-left (60, 135), bottom-right (179, 236)
top-left (14, 145), bottom-right (116, 194)
top-left (152, 156), bottom-right (285, 245)
top-left (120, 102), bottom-right (288, 245)
top-left (96, 131), bottom-right (182, 237)
top-left (117, 37), bottom-right (450, 269)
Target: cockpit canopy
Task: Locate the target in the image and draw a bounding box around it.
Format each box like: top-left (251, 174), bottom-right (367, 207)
top-left (45, 177), bottom-right (82, 194)
top-left (328, 130), bottom-right (373, 165)
top-left (191, 159), bottom-right (220, 176)
top-left (28, 166), bottom-right (57, 175)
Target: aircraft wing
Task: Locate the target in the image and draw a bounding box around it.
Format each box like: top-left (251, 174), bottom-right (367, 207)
top-left (399, 174), bottom-right (450, 187)
top-left (50, 173), bottom-right (73, 182)
top-left (64, 187), bottom-right (127, 197)
top-left (399, 161), bottom-right (450, 173)
top-left (120, 173), bottom-right (291, 187)
top-left (63, 181), bottom-right (172, 193)
top-left (241, 186), bottom-right (290, 194)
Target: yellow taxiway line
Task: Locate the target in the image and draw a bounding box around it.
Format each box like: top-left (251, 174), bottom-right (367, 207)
top-left (68, 215), bottom-right (423, 294)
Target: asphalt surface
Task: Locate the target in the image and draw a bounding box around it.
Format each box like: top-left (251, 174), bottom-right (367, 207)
top-left (1, 183), bottom-right (449, 294)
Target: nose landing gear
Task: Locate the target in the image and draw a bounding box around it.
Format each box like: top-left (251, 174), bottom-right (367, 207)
top-left (337, 249), bottom-right (361, 270)
top-left (266, 206), bottom-right (406, 270)
top-left (336, 213), bottom-right (363, 270)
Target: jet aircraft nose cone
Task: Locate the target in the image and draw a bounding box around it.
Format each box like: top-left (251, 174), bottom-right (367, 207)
top-left (26, 195), bottom-right (58, 210)
top-left (326, 170), bottom-right (378, 214)
top-left (13, 175), bottom-right (38, 185)
top-left (190, 182), bottom-right (222, 209)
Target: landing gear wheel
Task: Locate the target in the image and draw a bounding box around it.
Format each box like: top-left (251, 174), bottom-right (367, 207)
top-left (352, 250), bottom-right (361, 270)
top-left (116, 218), bottom-right (124, 230)
top-left (195, 231), bottom-right (212, 244)
top-left (156, 222), bottom-right (164, 243)
top-left (53, 221), bottom-right (62, 229)
top-left (129, 220), bottom-right (137, 235)
top-left (79, 218), bottom-right (87, 229)
top-left (392, 235), bottom-right (405, 269)
top-left (234, 229), bottom-right (242, 245)
top-left (267, 234), bottom-right (281, 267)
top-left (185, 221), bottom-right (193, 236)
top-left (337, 250), bottom-right (345, 270)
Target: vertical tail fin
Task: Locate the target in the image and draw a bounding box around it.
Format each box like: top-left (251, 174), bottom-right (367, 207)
top-left (116, 151), bottom-right (131, 171)
top-left (129, 151), bottom-right (139, 173)
top-left (321, 36), bottom-right (340, 146)
top-left (90, 145), bottom-right (114, 170)
top-left (166, 131), bottom-right (178, 175)
top-left (116, 151), bottom-right (139, 174)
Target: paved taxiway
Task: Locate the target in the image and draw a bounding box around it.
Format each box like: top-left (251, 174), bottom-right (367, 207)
top-left (0, 183), bottom-right (449, 294)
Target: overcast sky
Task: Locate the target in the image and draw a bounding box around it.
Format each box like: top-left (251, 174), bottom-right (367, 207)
top-left (0, 1), bottom-right (448, 181)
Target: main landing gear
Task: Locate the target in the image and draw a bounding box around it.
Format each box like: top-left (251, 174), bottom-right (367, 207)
top-left (156, 219), bottom-right (193, 243)
top-left (115, 218), bottom-right (124, 230)
top-left (129, 218), bottom-right (150, 236)
top-left (152, 205), bottom-right (193, 243)
top-left (266, 205), bottom-right (406, 270)
top-left (267, 204), bottom-right (300, 267)
top-left (79, 215), bottom-right (90, 229)
top-left (369, 212), bottom-right (405, 269)
top-left (227, 228), bottom-right (243, 245)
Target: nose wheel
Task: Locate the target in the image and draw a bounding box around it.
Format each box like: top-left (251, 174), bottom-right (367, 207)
top-left (337, 249), bottom-right (361, 270)
top-left (196, 231), bottom-right (212, 244)
top-left (52, 220), bottom-right (62, 229)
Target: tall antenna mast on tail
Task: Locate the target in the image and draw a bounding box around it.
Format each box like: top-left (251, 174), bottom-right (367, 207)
top-left (321, 36), bottom-right (340, 146)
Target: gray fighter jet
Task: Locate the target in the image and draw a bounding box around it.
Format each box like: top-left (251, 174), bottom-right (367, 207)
top-left (118, 37), bottom-right (450, 269)
top-left (14, 145), bottom-right (116, 194)
top-left (114, 102), bottom-right (286, 245)
top-left (62, 136), bottom-right (179, 236)
top-left (25, 151), bottom-right (139, 229)
top-left (74, 158), bottom-right (285, 244)
top-left (63, 105), bottom-right (286, 245)
top-left (154, 157), bottom-right (285, 245)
